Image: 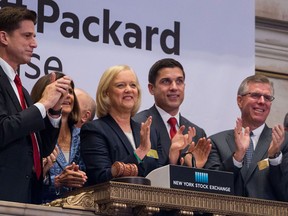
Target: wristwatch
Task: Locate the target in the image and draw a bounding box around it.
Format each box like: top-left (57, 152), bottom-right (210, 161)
top-left (48, 108), bottom-right (62, 116)
top-left (268, 151), bottom-right (281, 159)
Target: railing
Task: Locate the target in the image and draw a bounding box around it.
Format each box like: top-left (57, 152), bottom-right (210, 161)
top-left (45, 181), bottom-right (288, 216)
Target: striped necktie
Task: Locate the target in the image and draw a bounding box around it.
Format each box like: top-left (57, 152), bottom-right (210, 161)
top-left (244, 131), bottom-right (254, 168)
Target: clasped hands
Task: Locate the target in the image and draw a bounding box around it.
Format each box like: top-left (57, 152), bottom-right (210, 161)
top-left (169, 126), bottom-right (211, 168)
top-left (43, 146), bottom-right (87, 188)
top-left (54, 162), bottom-right (87, 188)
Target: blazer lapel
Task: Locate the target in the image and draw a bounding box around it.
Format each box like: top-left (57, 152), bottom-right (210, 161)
top-left (103, 115), bottom-right (135, 153)
top-left (131, 120), bottom-right (141, 148)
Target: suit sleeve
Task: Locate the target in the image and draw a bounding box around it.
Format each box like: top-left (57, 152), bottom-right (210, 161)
top-left (39, 116), bottom-right (59, 157)
top-left (0, 103), bottom-right (44, 147)
top-left (269, 136), bottom-right (288, 201)
top-left (205, 135), bottom-right (241, 174)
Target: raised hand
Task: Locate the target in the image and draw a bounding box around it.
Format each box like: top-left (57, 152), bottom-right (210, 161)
top-left (134, 116), bottom-right (152, 160)
top-left (268, 124), bottom-right (285, 158)
top-left (182, 137), bottom-right (212, 168)
top-left (233, 118), bottom-right (250, 162)
top-left (39, 72), bottom-right (72, 110)
top-left (169, 126), bottom-right (196, 165)
top-left (43, 146), bottom-right (60, 178)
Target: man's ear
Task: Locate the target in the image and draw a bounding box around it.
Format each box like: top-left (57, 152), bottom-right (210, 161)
top-left (237, 95), bottom-right (243, 109)
top-left (148, 83), bottom-right (154, 95)
top-left (83, 110), bottom-right (92, 123)
top-left (0, 31), bottom-right (8, 45)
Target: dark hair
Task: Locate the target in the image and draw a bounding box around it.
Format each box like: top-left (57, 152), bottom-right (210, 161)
top-left (0, 6), bottom-right (37, 33)
top-left (30, 72), bottom-right (80, 125)
top-left (148, 58), bottom-right (185, 85)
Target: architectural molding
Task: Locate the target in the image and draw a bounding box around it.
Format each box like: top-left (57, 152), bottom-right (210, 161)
top-left (255, 17), bottom-right (288, 77)
top-left (46, 181), bottom-right (288, 216)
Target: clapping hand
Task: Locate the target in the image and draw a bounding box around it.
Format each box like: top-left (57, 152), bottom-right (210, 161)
top-left (233, 118), bottom-right (250, 162)
top-left (134, 116), bottom-right (152, 160)
top-left (268, 124), bottom-right (285, 158)
top-left (169, 126), bottom-right (195, 165)
top-left (181, 137), bottom-right (212, 168)
top-left (43, 146), bottom-right (60, 178)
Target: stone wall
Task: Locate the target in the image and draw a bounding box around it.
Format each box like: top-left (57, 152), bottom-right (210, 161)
top-left (255, 0), bottom-right (288, 127)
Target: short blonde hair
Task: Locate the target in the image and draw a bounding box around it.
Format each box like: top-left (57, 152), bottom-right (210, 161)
top-left (96, 65), bottom-right (141, 118)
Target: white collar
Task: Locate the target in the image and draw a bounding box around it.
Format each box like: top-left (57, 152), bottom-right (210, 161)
top-left (155, 104), bottom-right (180, 126)
top-left (0, 57), bottom-right (17, 82)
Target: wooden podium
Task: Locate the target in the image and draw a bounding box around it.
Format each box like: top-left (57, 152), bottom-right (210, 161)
top-left (45, 181), bottom-right (288, 216)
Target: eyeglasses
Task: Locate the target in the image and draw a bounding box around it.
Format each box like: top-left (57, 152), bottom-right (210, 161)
top-left (241, 92), bottom-right (275, 102)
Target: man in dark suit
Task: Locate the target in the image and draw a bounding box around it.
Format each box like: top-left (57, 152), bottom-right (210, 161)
top-left (134, 58), bottom-right (210, 167)
top-left (205, 74), bottom-right (288, 201)
top-left (0, 6), bottom-right (71, 204)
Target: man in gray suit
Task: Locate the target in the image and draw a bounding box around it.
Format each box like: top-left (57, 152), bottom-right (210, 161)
top-left (205, 74), bottom-right (288, 201)
top-left (134, 58), bottom-right (211, 167)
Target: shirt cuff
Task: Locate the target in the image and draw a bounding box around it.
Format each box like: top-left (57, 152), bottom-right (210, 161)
top-left (34, 102), bottom-right (61, 128)
top-left (34, 102), bottom-right (46, 118)
top-left (233, 156), bottom-right (243, 168)
top-left (47, 114), bottom-right (61, 128)
top-left (269, 152), bottom-right (283, 166)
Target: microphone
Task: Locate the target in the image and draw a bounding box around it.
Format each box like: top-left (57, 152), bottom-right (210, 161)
top-left (191, 153), bottom-right (196, 168)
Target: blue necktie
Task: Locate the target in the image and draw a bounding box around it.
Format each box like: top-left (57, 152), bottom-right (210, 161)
top-left (244, 132), bottom-right (254, 168)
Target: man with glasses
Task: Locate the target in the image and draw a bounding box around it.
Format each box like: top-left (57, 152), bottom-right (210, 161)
top-left (205, 74), bottom-right (288, 201)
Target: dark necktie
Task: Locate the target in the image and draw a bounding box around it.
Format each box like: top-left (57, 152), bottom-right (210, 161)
top-left (167, 117), bottom-right (177, 139)
top-left (14, 75), bottom-right (41, 180)
top-left (244, 132), bottom-right (254, 168)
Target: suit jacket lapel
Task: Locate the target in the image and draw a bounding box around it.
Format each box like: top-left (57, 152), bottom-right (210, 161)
top-left (149, 105), bottom-right (171, 157)
top-left (23, 87), bottom-right (32, 106)
top-left (226, 131), bottom-right (237, 153)
top-left (244, 125), bottom-right (271, 181)
top-left (179, 114), bottom-right (188, 134)
top-left (103, 115), bottom-right (135, 153)
top-left (0, 68), bottom-right (22, 112)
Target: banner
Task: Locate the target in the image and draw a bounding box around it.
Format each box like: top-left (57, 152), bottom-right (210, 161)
top-left (1, 0), bottom-right (254, 135)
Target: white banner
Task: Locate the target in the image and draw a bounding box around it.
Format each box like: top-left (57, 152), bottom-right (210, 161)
top-left (7, 0), bottom-right (254, 136)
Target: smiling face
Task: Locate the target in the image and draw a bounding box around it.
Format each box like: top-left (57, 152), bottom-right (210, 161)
top-left (2, 20), bottom-right (37, 70)
top-left (107, 69), bottom-right (139, 115)
top-left (237, 82), bottom-right (273, 130)
top-left (61, 86), bottom-right (74, 116)
top-left (148, 67), bottom-right (185, 116)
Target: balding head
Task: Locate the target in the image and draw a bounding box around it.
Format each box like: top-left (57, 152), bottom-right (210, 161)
top-left (74, 88), bottom-right (96, 128)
